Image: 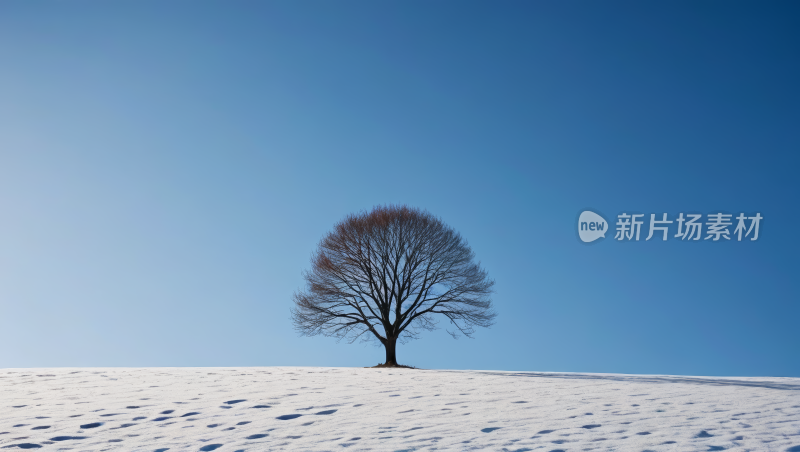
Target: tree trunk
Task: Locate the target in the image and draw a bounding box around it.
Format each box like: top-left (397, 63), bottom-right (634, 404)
top-left (384, 336), bottom-right (398, 366)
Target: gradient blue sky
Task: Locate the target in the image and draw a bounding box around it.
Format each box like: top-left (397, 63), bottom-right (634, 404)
top-left (1, 1), bottom-right (798, 376)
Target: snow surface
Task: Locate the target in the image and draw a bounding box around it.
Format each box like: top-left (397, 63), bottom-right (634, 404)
top-left (1, 367), bottom-right (799, 451)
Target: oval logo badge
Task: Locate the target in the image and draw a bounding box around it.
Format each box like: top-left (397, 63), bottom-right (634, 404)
top-left (578, 211), bottom-right (608, 243)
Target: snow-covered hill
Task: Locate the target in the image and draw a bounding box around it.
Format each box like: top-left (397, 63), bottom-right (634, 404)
top-left (1, 367), bottom-right (799, 451)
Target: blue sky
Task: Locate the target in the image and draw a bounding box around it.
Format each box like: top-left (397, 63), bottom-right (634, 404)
top-left (0, 1), bottom-right (798, 376)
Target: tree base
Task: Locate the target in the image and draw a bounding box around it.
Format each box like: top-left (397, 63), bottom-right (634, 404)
top-left (367, 363), bottom-right (418, 369)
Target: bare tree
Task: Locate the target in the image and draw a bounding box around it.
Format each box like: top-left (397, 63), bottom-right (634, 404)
top-left (291, 205), bottom-right (496, 366)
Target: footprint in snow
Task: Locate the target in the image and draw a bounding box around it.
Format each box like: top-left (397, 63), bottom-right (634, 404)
top-left (481, 427), bottom-right (501, 433)
top-left (315, 410), bottom-right (337, 415)
top-left (696, 430), bottom-right (714, 438)
top-left (8, 444), bottom-right (42, 449)
top-left (199, 445), bottom-right (223, 451)
top-left (581, 425), bottom-right (601, 429)
top-left (79, 422), bottom-right (103, 429)
top-left (245, 433), bottom-right (268, 439)
top-left (112, 423), bottom-right (136, 429)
